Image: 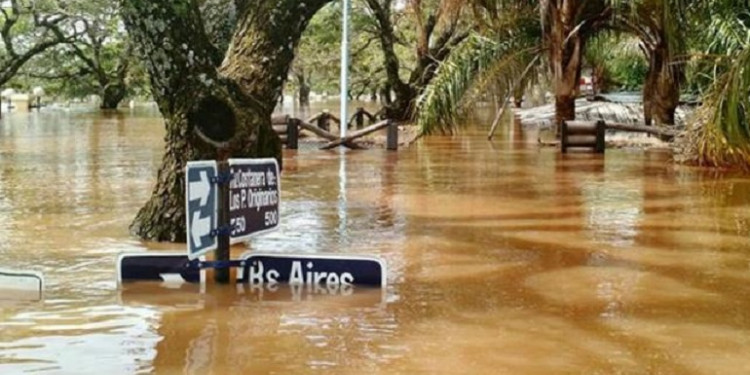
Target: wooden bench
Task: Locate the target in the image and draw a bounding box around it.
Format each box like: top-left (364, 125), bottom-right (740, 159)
top-left (561, 120), bottom-right (605, 153)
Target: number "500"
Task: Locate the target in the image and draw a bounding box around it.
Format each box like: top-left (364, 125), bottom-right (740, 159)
top-left (264, 211), bottom-right (278, 226)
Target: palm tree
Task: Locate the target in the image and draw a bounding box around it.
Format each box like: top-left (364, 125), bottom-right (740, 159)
top-left (682, 2), bottom-right (750, 168)
top-left (608, 0), bottom-right (687, 126)
top-left (417, 0), bottom-right (612, 136)
top-left (416, 0), bottom-right (543, 135)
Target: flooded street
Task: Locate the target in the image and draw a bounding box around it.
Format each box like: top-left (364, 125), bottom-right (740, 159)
top-left (2, 106), bottom-right (750, 374)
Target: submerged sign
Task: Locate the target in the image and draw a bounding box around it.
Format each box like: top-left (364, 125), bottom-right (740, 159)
top-left (0, 268), bottom-right (44, 301)
top-left (239, 252), bottom-right (386, 287)
top-left (185, 161), bottom-right (218, 259)
top-left (117, 253), bottom-right (202, 284)
top-left (228, 158), bottom-right (280, 243)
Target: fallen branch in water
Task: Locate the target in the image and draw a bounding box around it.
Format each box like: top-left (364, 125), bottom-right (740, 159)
top-left (605, 122), bottom-right (677, 140)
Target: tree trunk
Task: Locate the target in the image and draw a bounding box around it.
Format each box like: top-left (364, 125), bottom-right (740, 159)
top-left (381, 84), bottom-right (392, 105)
top-left (365, 0), bottom-right (466, 121)
top-left (645, 45), bottom-right (681, 126)
top-left (100, 82), bottom-right (127, 110)
top-left (386, 85), bottom-right (415, 120)
top-left (550, 24), bottom-right (583, 136)
top-left (365, 0), bottom-right (412, 120)
top-left (643, 71), bottom-right (654, 126)
top-left (548, 14), bottom-right (583, 137)
top-left (296, 72), bottom-right (310, 107)
top-left (513, 81), bottom-right (525, 108)
top-left (122, 0), bottom-right (331, 241)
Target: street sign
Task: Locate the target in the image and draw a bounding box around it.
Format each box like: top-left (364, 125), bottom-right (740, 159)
top-left (238, 252), bottom-right (386, 287)
top-left (228, 158), bottom-right (280, 243)
top-left (186, 161), bottom-right (218, 259)
top-left (0, 268), bottom-right (44, 301)
top-left (117, 252), bottom-right (203, 285)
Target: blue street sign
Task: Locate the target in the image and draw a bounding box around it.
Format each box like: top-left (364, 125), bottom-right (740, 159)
top-left (185, 161), bottom-right (218, 259)
top-left (117, 253), bottom-right (202, 284)
top-left (228, 158), bottom-right (280, 244)
top-left (238, 252), bottom-right (386, 287)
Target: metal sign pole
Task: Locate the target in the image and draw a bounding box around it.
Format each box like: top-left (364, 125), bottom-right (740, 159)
top-left (215, 159), bottom-right (230, 283)
top-left (340, 0), bottom-right (351, 140)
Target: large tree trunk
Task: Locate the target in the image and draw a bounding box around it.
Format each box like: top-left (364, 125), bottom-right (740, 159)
top-left (644, 45), bottom-right (681, 126)
top-left (122, 0), bottom-right (330, 241)
top-left (100, 82), bottom-right (127, 110)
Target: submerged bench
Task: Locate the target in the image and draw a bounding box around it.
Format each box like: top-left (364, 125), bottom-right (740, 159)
top-left (561, 120), bottom-right (605, 154)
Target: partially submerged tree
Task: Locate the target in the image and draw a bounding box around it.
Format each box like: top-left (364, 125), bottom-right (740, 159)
top-left (0, 0), bottom-right (81, 109)
top-left (611, 0), bottom-right (686, 126)
top-left (543, 0), bottom-right (610, 135)
top-left (122, 0), bottom-right (333, 241)
top-left (416, 0), bottom-right (612, 136)
top-left (365, 0), bottom-right (469, 120)
top-left (415, 0), bottom-right (543, 134)
top-left (69, 1), bottom-right (134, 109)
top-left (289, 3), bottom-right (341, 107)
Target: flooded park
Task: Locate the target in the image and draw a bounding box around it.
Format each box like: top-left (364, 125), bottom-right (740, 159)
top-left (0, 0), bottom-right (749, 372)
top-left (1, 103), bottom-right (750, 374)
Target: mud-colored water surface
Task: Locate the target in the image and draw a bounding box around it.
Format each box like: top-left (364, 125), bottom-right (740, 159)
top-left (2, 107), bottom-right (750, 374)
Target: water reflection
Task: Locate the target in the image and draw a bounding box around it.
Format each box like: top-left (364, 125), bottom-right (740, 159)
top-left (1, 107), bottom-right (750, 373)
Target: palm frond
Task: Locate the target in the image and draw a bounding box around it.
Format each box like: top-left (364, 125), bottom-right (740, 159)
top-left (415, 31), bottom-right (542, 135)
top-left (684, 45), bottom-right (750, 169)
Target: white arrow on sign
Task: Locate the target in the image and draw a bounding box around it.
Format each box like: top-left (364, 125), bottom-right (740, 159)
top-left (191, 211), bottom-right (211, 248)
top-left (189, 171), bottom-right (210, 206)
top-left (159, 273), bottom-right (187, 285)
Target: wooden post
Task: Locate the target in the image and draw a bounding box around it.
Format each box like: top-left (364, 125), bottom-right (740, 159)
top-left (317, 110), bottom-right (330, 131)
top-left (355, 107), bottom-right (364, 129)
top-left (595, 120), bottom-right (605, 153)
top-left (287, 118), bottom-right (299, 149)
top-left (386, 120), bottom-right (398, 150)
top-left (561, 121), bottom-right (569, 154)
top-left (215, 157), bottom-right (230, 284)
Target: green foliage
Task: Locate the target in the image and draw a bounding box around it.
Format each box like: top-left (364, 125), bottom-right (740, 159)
top-left (415, 0), bottom-right (541, 134)
top-left (416, 31), bottom-right (541, 135)
top-left (585, 34), bottom-right (647, 91)
top-left (683, 6), bottom-right (750, 169)
top-left (289, 1), bottom-right (389, 100)
top-left (8, 0), bottom-right (149, 105)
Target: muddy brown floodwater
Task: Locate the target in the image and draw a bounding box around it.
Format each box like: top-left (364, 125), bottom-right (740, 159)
top-left (2, 105), bottom-right (750, 374)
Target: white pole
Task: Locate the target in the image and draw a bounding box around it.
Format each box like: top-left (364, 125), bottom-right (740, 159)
top-left (340, 0), bottom-right (351, 139)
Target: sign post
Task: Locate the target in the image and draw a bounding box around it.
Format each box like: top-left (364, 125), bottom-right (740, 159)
top-left (117, 157), bottom-right (388, 289)
top-left (215, 161), bottom-right (230, 283)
